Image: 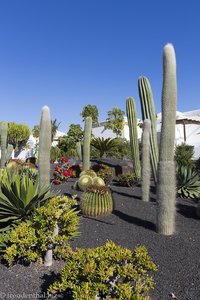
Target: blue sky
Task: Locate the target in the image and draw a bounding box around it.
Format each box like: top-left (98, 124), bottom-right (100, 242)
top-left (0, 0), bottom-right (199, 133)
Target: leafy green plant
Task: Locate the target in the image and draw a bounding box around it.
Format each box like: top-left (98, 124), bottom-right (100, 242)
top-left (48, 240), bottom-right (157, 299)
top-left (0, 170), bottom-right (54, 231)
top-left (176, 166), bottom-right (200, 198)
top-left (91, 137), bottom-right (119, 158)
top-left (118, 173), bottom-right (138, 187)
top-left (174, 143), bottom-right (194, 169)
top-left (3, 196), bottom-right (80, 265)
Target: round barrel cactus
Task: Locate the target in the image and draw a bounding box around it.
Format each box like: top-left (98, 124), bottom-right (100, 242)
top-left (81, 185), bottom-right (113, 216)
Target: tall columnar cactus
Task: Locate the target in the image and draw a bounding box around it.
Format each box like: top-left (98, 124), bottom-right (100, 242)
top-left (38, 106), bottom-right (52, 192)
top-left (126, 97), bottom-right (141, 179)
top-left (141, 119), bottom-right (151, 202)
top-left (83, 116), bottom-right (92, 171)
top-left (76, 141), bottom-right (82, 161)
top-left (156, 43), bottom-right (177, 235)
top-left (0, 122), bottom-right (8, 168)
top-left (138, 76), bottom-right (158, 184)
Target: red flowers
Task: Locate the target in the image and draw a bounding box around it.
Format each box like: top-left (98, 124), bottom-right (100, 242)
top-left (52, 157), bottom-right (82, 185)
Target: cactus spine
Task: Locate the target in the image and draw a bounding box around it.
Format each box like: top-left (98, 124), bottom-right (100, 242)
top-left (156, 44), bottom-right (177, 235)
top-left (126, 97), bottom-right (141, 179)
top-left (38, 106), bottom-right (51, 192)
top-left (138, 76), bottom-right (158, 184)
top-left (141, 119), bottom-right (151, 202)
top-left (83, 116), bottom-right (92, 171)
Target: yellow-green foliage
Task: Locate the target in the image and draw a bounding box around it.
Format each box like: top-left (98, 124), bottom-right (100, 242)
top-left (4, 196), bottom-right (80, 265)
top-left (48, 240), bottom-right (157, 300)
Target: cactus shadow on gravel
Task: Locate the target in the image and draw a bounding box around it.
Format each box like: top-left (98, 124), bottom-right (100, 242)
top-left (113, 209), bottom-right (156, 231)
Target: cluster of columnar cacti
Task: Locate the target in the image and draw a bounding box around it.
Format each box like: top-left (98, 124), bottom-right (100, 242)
top-left (141, 119), bottom-right (151, 202)
top-left (156, 44), bottom-right (177, 235)
top-left (126, 97), bottom-right (141, 179)
top-left (138, 76), bottom-right (158, 184)
top-left (38, 106), bottom-right (52, 192)
top-left (81, 185), bottom-right (113, 216)
top-left (0, 122), bottom-right (13, 167)
top-left (83, 116), bottom-right (92, 171)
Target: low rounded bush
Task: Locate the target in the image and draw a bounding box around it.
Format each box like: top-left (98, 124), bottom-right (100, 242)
top-left (118, 173), bottom-right (138, 187)
top-left (48, 240), bottom-right (157, 299)
top-left (3, 196), bottom-right (80, 266)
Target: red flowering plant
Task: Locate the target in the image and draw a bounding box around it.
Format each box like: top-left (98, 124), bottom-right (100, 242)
top-left (53, 157), bottom-right (73, 185)
top-left (68, 163), bottom-right (82, 178)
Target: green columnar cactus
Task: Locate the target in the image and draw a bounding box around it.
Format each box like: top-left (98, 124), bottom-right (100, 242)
top-left (5, 144), bottom-right (14, 161)
top-left (126, 97), bottom-right (141, 178)
top-left (156, 43), bottom-right (177, 235)
top-left (138, 76), bottom-right (159, 184)
top-left (76, 141), bottom-right (82, 161)
top-left (141, 119), bottom-right (151, 202)
top-left (83, 116), bottom-right (92, 171)
top-left (0, 122), bottom-right (8, 168)
top-left (38, 106), bottom-right (52, 192)
top-left (81, 186), bottom-right (113, 216)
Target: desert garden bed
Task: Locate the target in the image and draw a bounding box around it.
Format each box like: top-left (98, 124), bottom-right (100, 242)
top-left (0, 175), bottom-right (199, 300)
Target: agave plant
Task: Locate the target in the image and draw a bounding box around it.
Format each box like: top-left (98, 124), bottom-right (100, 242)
top-left (176, 166), bottom-right (200, 199)
top-left (90, 137), bottom-right (118, 158)
top-left (0, 170), bottom-right (54, 231)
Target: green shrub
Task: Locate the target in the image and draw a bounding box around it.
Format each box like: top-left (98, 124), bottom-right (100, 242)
top-left (118, 173), bottom-right (138, 187)
top-left (48, 240), bottom-right (157, 299)
top-left (174, 143), bottom-right (194, 168)
top-left (50, 146), bottom-right (61, 163)
top-left (3, 196), bottom-right (80, 265)
top-left (176, 166), bottom-right (200, 199)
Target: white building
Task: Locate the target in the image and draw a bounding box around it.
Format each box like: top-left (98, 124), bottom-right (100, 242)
top-left (92, 110), bottom-right (200, 159)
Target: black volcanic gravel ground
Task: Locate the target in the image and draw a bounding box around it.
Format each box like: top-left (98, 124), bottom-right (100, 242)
top-left (0, 175), bottom-right (200, 300)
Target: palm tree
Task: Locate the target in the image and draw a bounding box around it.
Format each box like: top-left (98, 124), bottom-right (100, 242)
top-left (91, 137), bottom-right (118, 158)
top-left (51, 119), bottom-right (61, 142)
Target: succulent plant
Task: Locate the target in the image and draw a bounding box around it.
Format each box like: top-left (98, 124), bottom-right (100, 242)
top-left (92, 176), bottom-right (105, 187)
top-left (0, 122), bottom-right (12, 168)
top-left (141, 119), bottom-right (151, 202)
top-left (76, 141), bottom-right (83, 161)
top-left (176, 166), bottom-right (200, 199)
top-left (83, 116), bottom-right (92, 171)
top-left (138, 76), bottom-right (158, 184)
top-left (79, 169), bottom-right (97, 178)
top-left (38, 106), bottom-right (51, 192)
top-left (80, 185), bottom-right (113, 216)
top-left (156, 44), bottom-right (177, 235)
top-left (126, 97), bottom-right (141, 179)
top-left (78, 175), bottom-right (93, 191)
top-left (0, 170), bottom-right (53, 232)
